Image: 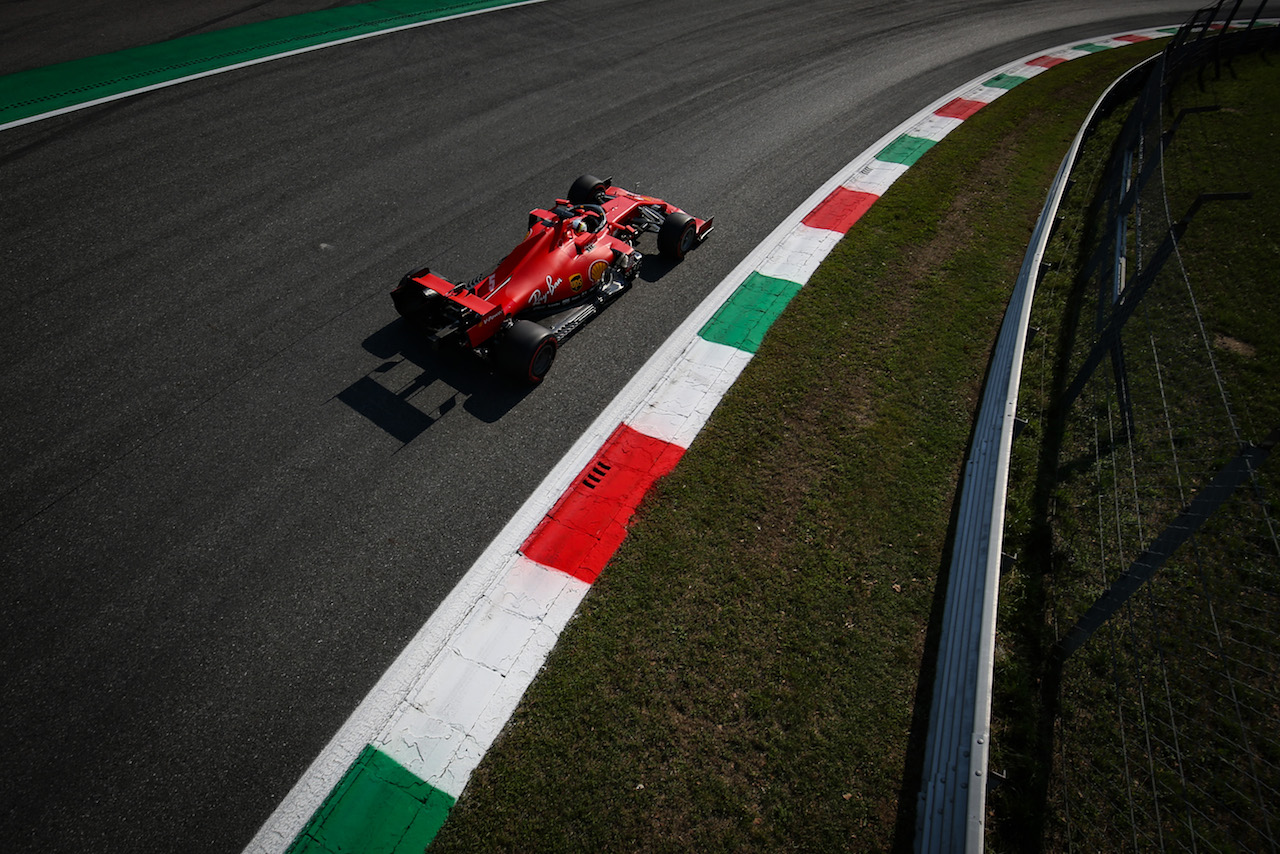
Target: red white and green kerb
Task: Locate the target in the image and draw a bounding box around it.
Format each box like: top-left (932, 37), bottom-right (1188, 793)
top-left (249, 27), bottom-right (1178, 854)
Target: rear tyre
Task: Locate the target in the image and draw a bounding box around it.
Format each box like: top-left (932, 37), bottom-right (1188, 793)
top-left (492, 320), bottom-right (557, 383)
top-left (391, 270), bottom-right (437, 324)
top-left (568, 174), bottom-right (607, 205)
top-left (657, 211), bottom-right (697, 261)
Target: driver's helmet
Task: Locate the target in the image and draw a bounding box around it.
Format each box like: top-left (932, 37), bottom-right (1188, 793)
top-left (574, 218), bottom-right (589, 234)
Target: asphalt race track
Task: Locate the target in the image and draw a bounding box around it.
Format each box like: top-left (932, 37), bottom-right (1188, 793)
top-left (1, 2), bottom-right (1192, 850)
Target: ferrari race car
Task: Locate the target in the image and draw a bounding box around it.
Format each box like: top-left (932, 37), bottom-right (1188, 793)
top-left (391, 175), bottom-right (713, 383)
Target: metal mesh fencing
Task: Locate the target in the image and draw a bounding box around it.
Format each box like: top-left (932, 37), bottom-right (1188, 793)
top-left (1019, 9), bottom-right (1279, 852)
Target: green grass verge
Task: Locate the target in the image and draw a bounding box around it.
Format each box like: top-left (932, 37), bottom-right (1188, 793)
top-left (429, 41), bottom-right (1168, 852)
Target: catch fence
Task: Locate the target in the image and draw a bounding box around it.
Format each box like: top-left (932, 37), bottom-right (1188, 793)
top-left (1025, 5), bottom-right (1279, 851)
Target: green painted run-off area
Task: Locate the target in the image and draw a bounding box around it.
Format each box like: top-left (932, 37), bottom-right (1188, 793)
top-left (0, 0), bottom-right (533, 127)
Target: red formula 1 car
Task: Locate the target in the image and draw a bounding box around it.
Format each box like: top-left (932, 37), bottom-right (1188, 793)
top-left (391, 175), bottom-right (713, 383)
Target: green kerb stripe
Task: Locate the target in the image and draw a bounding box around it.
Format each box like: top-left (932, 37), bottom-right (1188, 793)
top-left (699, 272), bottom-right (803, 354)
top-left (1072, 42), bottom-right (1114, 53)
top-left (0, 0), bottom-right (527, 125)
top-left (982, 72), bottom-right (1028, 90)
top-left (874, 134), bottom-right (937, 166)
top-left (288, 745), bottom-right (455, 853)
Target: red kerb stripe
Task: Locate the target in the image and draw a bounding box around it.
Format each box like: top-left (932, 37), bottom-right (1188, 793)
top-left (521, 424), bottom-right (684, 582)
top-left (935, 98), bottom-right (986, 120)
top-left (801, 187), bottom-right (879, 234)
top-left (1027, 55), bottom-right (1067, 68)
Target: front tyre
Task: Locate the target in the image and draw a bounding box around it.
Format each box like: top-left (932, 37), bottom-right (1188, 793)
top-left (492, 320), bottom-right (557, 383)
top-left (657, 211), bottom-right (697, 261)
top-left (568, 174), bottom-right (608, 205)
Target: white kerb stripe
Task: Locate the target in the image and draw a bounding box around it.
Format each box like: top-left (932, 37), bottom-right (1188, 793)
top-left (754, 224), bottom-right (845, 285)
top-left (953, 83), bottom-right (1011, 104)
top-left (843, 159), bottom-right (909, 197)
top-left (627, 337), bottom-right (755, 448)
top-left (378, 555), bottom-right (590, 796)
top-left (904, 113), bottom-right (966, 143)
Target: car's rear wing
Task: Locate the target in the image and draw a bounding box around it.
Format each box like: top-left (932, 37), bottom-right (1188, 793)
top-left (392, 269), bottom-right (506, 348)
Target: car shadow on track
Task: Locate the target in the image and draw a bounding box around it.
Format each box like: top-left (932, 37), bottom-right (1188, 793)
top-left (635, 253), bottom-right (682, 284)
top-left (335, 318), bottom-right (534, 445)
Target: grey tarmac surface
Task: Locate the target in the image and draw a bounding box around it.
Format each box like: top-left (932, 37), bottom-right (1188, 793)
top-left (1, 2), bottom-right (1191, 851)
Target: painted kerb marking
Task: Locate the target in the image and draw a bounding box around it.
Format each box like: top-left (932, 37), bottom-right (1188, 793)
top-left (245, 26), bottom-right (1178, 853)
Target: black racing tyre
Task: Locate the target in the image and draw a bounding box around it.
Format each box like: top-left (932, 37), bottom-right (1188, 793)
top-left (657, 211), bottom-right (697, 261)
top-left (492, 320), bottom-right (557, 383)
top-left (568, 174), bottom-right (607, 206)
top-left (391, 273), bottom-right (437, 322)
